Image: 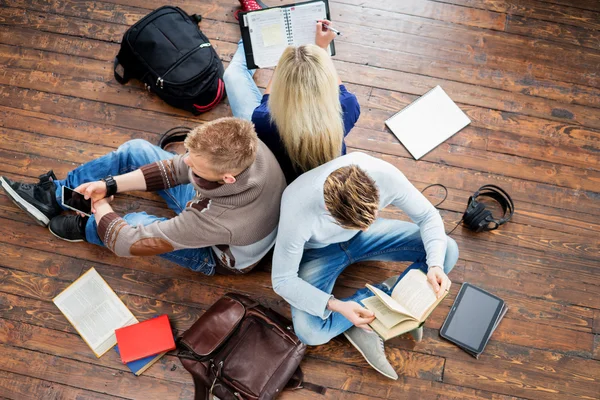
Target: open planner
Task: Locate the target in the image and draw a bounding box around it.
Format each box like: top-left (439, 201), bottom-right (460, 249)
top-left (239, 0), bottom-right (335, 69)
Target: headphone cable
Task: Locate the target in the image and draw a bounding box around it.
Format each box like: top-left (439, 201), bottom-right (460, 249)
top-left (420, 183), bottom-right (462, 236)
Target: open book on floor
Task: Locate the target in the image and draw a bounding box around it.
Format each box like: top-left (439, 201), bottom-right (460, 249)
top-left (362, 269), bottom-right (448, 341)
top-left (53, 268), bottom-right (138, 357)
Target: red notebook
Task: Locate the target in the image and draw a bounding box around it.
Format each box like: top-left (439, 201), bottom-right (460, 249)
top-left (115, 314), bottom-right (176, 363)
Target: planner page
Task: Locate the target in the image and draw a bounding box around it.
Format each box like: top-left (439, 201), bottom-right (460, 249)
top-left (288, 1), bottom-right (331, 55)
top-left (247, 8), bottom-right (289, 68)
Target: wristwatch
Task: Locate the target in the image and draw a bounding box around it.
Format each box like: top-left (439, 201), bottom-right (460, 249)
top-left (101, 176), bottom-right (118, 198)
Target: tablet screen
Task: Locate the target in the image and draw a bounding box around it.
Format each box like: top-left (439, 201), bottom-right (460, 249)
top-left (444, 286), bottom-right (502, 350)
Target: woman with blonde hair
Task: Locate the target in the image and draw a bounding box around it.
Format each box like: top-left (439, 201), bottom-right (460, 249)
top-left (224, 1), bottom-right (360, 183)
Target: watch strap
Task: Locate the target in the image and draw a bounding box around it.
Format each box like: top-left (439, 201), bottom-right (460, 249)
top-left (101, 176), bottom-right (118, 198)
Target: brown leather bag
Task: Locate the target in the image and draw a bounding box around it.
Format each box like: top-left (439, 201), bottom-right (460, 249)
top-left (177, 293), bottom-right (325, 400)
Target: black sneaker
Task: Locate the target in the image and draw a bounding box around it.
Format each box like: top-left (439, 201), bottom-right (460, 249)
top-left (0, 170), bottom-right (63, 226)
top-left (49, 215), bottom-right (88, 242)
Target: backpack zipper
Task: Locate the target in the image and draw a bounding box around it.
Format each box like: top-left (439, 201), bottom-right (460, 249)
top-left (156, 42), bottom-right (212, 90)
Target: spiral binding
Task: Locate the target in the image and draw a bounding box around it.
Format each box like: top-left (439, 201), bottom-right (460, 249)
top-left (283, 9), bottom-right (294, 45)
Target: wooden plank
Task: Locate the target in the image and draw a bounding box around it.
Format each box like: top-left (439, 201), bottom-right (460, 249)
top-left (6, 3), bottom-right (599, 112)
top-left (594, 335), bottom-right (600, 361)
top-left (2, 11), bottom-right (600, 158)
top-left (2, 58), bottom-right (600, 199)
top-left (431, 0), bottom-right (600, 30)
top-left (536, 0), bottom-right (600, 12)
top-left (0, 212), bottom-right (595, 357)
top-left (443, 357), bottom-right (599, 400)
top-left (506, 14), bottom-right (600, 51)
top-left (0, 245), bottom-right (595, 394)
top-left (0, 344), bottom-right (194, 400)
top-left (330, 0), bottom-right (508, 30)
top-left (0, 105), bottom-right (158, 148)
top-left (297, 357), bottom-right (525, 400)
top-left (0, 370), bottom-right (122, 400)
top-left (9, 13), bottom-right (600, 133)
top-left (4, 3), bottom-right (600, 127)
top-left (0, 318), bottom-right (192, 384)
top-left (0, 267), bottom-right (445, 382)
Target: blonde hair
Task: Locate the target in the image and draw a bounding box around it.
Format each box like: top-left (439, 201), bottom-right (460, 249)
top-left (323, 165), bottom-right (380, 230)
top-left (184, 117), bottom-right (257, 173)
top-left (269, 44), bottom-right (344, 173)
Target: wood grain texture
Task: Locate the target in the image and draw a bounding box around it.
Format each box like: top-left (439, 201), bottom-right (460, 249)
top-left (0, 0), bottom-right (599, 398)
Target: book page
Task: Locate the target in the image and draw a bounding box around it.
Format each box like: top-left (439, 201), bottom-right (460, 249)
top-left (53, 268), bottom-right (137, 357)
top-left (366, 284), bottom-right (415, 318)
top-left (362, 296), bottom-right (412, 329)
top-left (247, 8), bottom-right (289, 68)
top-left (288, 2), bottom-right (331, 55)
top-left (391, 269), bottom-right (439, 321)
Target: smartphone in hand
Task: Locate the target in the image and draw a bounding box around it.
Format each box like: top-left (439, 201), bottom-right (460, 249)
top-left (62, 187), bottom-right (92, 216)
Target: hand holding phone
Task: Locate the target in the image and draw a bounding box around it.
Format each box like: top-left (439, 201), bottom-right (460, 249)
top-left (62, 187), bottom-right (93, 216)
top-left (74, 181), bottom-right (108, 202)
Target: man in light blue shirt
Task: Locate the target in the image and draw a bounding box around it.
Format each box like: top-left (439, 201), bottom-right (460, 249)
top-left (272, 152), bottom-right (458, 379)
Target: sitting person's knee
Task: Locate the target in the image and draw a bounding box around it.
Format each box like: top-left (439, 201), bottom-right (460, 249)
top-left (292, 314), bottom-right (330, 346)
top-left (118, 138), bottom-right (153, 152)
top-left (444, 236), bottom-right (459, 274)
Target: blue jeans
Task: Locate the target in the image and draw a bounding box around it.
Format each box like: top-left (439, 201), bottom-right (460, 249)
top-left (223, 40), bottom-right (262, 120)
top-left (53, 139), bottom-right (216, 274)
top-left (291, 219), bottom-right (459, 345)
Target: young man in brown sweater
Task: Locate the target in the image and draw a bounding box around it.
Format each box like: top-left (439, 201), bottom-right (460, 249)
top-left (0, 118), bottom-right (287, 274)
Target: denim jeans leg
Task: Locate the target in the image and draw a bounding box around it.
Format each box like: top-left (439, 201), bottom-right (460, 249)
top-left (347, 218), bottom-right (459, 283)
top-left (223, 39), bottom-right (263, 121)
top-left (53, 139), bottom-right (177, 206)
top-left (85, 211), bottom-right (215, 274)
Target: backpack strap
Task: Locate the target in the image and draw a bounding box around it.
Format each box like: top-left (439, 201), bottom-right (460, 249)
top-left (113, 57), bottom-right (129, 84)
top-left (286, 367), bottom-right (327, 395)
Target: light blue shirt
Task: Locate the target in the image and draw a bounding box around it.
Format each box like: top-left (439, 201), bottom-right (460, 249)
top-left (271, 152), bottom-right (448, 318)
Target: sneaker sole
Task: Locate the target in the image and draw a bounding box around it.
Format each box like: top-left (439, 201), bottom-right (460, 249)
top-left (0, 176), bottom-right (50, 227)
top-left (343, 331), bottom-right (398, 380)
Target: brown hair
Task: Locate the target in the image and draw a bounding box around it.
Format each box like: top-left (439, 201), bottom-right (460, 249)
top-left (184, 117), bottom-right (258, 173)
top-left (323, 165), bottom-right (380, 230)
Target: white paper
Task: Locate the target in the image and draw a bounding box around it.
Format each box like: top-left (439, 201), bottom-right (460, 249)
top-left (247, 8), bottom-right (288, 68)
top-left (385, 86), bottom-right (471, 159)
top-left (53, 268), bottom-right (137, 357)
top-left (288, 2), bottom-right (330, 54)
top-left (366, 283), bottom-right (414, 318)
top-left (391, 269), bottom-right (438, 321)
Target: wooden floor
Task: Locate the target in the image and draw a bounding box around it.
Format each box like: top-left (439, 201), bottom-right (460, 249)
top-left (0, 0), bottom-right (599, 399)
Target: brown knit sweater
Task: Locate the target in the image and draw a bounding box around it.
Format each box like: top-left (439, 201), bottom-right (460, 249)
top-left (97, 141), bottom-right (286, 270)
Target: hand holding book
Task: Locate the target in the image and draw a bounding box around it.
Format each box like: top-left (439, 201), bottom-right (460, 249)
top-left (427, 266), bottom-right (452, 299)
top-left (362, 269), bottom-right (450, 341)
top-left (327, 298), bottom-right (375, 330)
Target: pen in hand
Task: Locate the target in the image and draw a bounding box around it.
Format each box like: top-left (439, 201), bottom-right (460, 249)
top-left (317, 20), bottom-right (342, 36)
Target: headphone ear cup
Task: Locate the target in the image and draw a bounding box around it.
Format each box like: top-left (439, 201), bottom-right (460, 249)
top-left (473, 209), bottom-right (493, 232)
top-left (464, 202), bottom-right (485, 226)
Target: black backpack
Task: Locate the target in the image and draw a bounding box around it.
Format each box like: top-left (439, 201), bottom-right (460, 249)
top-left (114, 6), bottom-right (225, 115)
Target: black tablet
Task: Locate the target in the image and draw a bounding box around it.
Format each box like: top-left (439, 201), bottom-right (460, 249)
top-left (440, 283), bottom-right (505, 355)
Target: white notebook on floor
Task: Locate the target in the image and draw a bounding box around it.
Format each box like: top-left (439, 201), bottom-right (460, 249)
top-left (385, 86), bottom-right (471, 160)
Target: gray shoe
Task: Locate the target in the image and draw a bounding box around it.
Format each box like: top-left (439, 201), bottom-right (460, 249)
top-left (382, 275), bottom-right (400, 291)
top-left (409, 326), bottom-right (423, 342)
top-left (343, 326), bottom-right (398, 380)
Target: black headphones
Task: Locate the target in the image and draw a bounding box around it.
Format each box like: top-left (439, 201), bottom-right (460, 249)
top-left (463, 185), bottom-right (514, 232)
